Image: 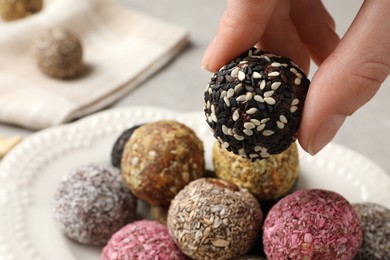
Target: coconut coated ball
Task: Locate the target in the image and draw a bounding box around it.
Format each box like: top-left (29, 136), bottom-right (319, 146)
top-left (53, 164), bottom-right (137, 245)
top-left (204, 48), bottom-right (310, 160)
top-left (353, 202), bottom-right (390, 260)
top-left (263, 189), bottom-right (362, 259)
top-left (213, 141), bottom-right (299, 201)
top-left (121, 120), bottom-right (205, 207)
top-left (0, 0), bottom-right (42, 21)
top-left (32, 27), bottom-right (83, 78)
top-left (101, 220), bottom-right (187, 260)
top-left (168, 178), bottom-right (263, 260)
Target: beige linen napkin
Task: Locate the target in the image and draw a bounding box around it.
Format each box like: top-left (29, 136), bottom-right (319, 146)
top-left (0, 0), bottom-right (188, 130)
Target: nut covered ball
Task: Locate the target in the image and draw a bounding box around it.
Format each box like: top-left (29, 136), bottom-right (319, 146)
top-left (168, 178), bottom-right (263, 260)
top-left (121, 120), bottom-right (205, 207)
top-left (0, 0), bottom-right (42, 21)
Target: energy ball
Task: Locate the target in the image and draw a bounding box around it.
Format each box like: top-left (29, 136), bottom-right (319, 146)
top-left (111, 125), bottom-right (142, 168)
top-left (53, 164), bottom-right (137, 245)
top-left (204, 48), bottom-right (310, 160)
top-left (352, 202), bottom-right (390, 260)
top-left (0, 0), bottom-right (42, 21)
top-left (101, 220), bottom-right (187, 260)
top-left (121, 120), bottom-right (205, 207)
top-left (263, 189), bottom-right (362, 259)
top-left (168, 178), bottom-right (263, 260)
top-left (32, 27), bottom-right (83, 78)
top-left (213, 141), bottom-right (299, 201)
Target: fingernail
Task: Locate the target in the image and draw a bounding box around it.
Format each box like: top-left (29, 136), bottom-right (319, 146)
top-left (307, 115), bottom-right (346, 155)
top-left (201, 37), bottom-right (217, 70)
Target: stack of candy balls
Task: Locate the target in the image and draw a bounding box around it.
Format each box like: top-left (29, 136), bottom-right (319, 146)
top-left (52, 48), bottom-right (390, 259)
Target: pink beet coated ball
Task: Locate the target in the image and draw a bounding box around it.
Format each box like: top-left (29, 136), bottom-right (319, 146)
top-left (263, 189), bottom-right (362, 259)
top-left (101, 220), bottom-right (187, 260)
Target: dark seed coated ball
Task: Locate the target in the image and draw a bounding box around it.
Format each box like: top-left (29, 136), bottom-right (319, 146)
top-left (111, 125), bottom-right (142, 168)
top-left (32, 27), bottom-right (83, 79)
top-left (204, 48), bottom-right (310, 160)
top-left (168, 178), bottom-right (263, 260)
top-left (53, 164), bottom-right (137, 245)
top-left (352, 202), bottom-right (390, 260)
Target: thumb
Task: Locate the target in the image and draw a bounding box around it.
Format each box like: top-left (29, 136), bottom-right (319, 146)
top-left (298, 0), bottom-right (390, 155)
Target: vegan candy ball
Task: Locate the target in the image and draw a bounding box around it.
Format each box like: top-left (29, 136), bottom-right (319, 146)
top-left (204, 48), bottom-right (309, 159)
top-left (213, 141), bottom-right (299, 201)
top-left (0, 0), bottom-right (42, 21)
top-left (353, 202), bottom-right (390, 260)
top-left (121, 120), bottom-right (205, 207)
top-left (168, 178), bottom-right (263, 260)
top-left (263, 189), bottom-right (362, 259)
top-left (111, 125), bottom-right (142, 168)
top-left (53, 164), bottom-right (137, 245)
top-left (32, 27), bottom-right (83, 78)
top-left (102, 220), bottom-right (186, 260)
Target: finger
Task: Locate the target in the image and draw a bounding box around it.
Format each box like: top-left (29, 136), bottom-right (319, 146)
top-left (202, 0), bottom-right (279, 72)
top-left (290, 0), bottom-right (340, 66)
top-left (258, 0), bottom-right (311, 73)
top-left (298, 0), bottom-right (390, 155)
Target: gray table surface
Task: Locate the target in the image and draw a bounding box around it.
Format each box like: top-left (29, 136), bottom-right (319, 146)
top-left (1, 0), bottom-right (390, 176)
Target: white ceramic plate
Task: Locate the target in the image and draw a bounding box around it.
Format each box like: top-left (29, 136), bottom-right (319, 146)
top-left (0, 106), bottom-right (389, 260)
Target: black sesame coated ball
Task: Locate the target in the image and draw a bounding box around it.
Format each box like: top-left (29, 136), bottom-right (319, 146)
top-left (111, 125), bottom-right (142, 168)
top-left (204, 48), bottom-right (310, 160)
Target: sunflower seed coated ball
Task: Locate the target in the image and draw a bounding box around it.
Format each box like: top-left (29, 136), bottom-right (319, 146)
top-left (204, 48), bottom-right (310, 160)
top-left (0, 0), bottom-right (42, 21)
top-left (32, 27), bottom-right (83, 79)
top-left (167, 178), bottom-right (263, 260)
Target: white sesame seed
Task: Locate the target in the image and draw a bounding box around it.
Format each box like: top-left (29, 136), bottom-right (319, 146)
top-left (281, 63), bottom-right (288, 67)
top-left (238, 148), bottom-right (246, 157)
top-left (205, 84), bottom-right (210, 91)
top-left (252, 71), bottom-right (262, 79)
top-left (220, 90), bottom-right (227, 98)
top-left (261, 118), bottom-right (270, 123)
top-left (236, 95), bottom-right (246, 102)
top-left (234, 83), bottom-right (243, 93)
top-left (246, 92), bottom-right (253, 101)
top-left (264, 91), bottom-right (274, 97)
top-left (222, 142), bottom-right (229, 149)
top-left (260, 55), bottom-right (271, 62)
top-left (263, 130), bottom-right (274, 136)
top-left (217, 137), bottom-right (223, 143)
top-left (232, 110), bottom-right (239, 121)
top-left (243, 129), bottom-right (253, 136)
top-left (294, 78), bottom-right (301, 85)
top-left (250, 119), bottom-right (261, 125)
top-left (277, 121), bottom-right (285, 129)
top-left (279, 115), bottom-right (288, 123)
top-left (238, 71), bottom-right (246, 81)
top-left (206, 100), bottom-right (210, 108)
top-left (244, 122), bottom-right (256, 129)
top-left (271, 62), bottom-right (281, 67)
top-left (256, 124), bottom-right (265, 131)
top-left (292, 98), bottom-right (299, 105)
top-left (296, 73), bottom-right (303, 79)
top-left (254, 146), bottom-right (263, 152)
top-left (211, 113), bottom-right (218, 122)
top-left (222, 125), bottom-right (229, 135)
top-left (207, 115), bottom-right (212, 123)
top-left (268, 71), bottom-right (280, 77)
top-left (261, 151), bottom-right (270, 158)
top-left (290, 106), bottom-right (298, 113)
top-left (234, 134), bottom-right (244, 141)
top-left (249, 154), bottom-right (259, 158)
top-left (223, 96), bottom-right (230, 107)
top-left (290, 67), bottom-right (298, 74)
top-left (228, 128), bottom-right (233, 135)
top-left (259, 80), bottom-right (266, 90)
top-left (227, 88), bottom-right (235, 98)
top-left (208, 88), bottom-right (212, 94)
top-left (246, 108), bottom-right (257, 114)
top-left (254, 95), bottom-right (264, 103)
top-left (231, 67), bottom-right (239, 78)
top-left (264, 97), bottom-right (276, 105)
top-left (271, 82), bottom-right (281, 90)
top-left (211, 105), bottom-right (216, 114)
